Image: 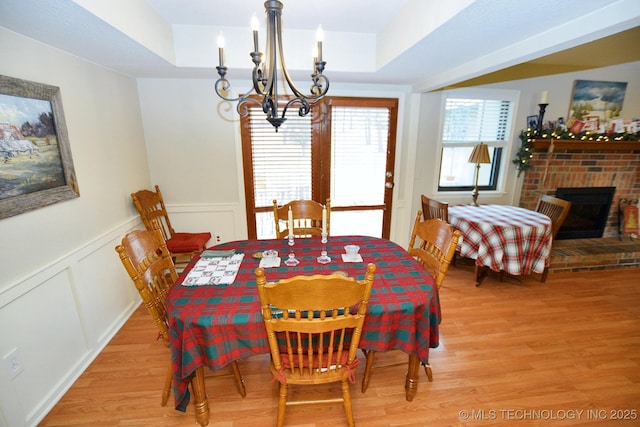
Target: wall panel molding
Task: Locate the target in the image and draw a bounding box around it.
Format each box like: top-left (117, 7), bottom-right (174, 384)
top-left (0, 216), bottom-right (142, 427)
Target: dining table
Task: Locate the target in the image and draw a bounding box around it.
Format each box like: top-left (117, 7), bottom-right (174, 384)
top-left (448, 204), bottom-right (553, 285)
top-left (167, 235), bottom-right (440, 426)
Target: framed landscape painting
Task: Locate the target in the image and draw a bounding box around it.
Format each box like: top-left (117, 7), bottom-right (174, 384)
top-left (0, 75), bottom-right (79, 220)
top-left (568, 79), bottom-right (627, 124)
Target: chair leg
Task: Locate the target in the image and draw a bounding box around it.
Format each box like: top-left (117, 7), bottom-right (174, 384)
top-left (162, 360), bottom-right (172, 406)
top-left (230, 360), bottom-right (246, 397)
top-left (474, 264), bottom-right (489, 286)
top-left (342, 378), bottom-right (355, 427)
top-left (276, 383), bottom-right (288, 427)
top-left (361, 350), bottom-right (376, 392)
top-left (423, 363), bottom-right (433, 382)
top-left (541, 267), bottom-right (549, 283)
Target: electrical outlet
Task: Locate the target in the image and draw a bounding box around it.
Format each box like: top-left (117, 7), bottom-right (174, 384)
top-left (4, 348), bottom-right (23, 380)
top-left (214, 234), bottom-right (221, 243)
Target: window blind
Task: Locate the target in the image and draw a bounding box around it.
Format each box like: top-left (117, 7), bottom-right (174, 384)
top-left (442, 98), bottom-right (511, 144)
top-left (249, 107), bottom-right (312, 208)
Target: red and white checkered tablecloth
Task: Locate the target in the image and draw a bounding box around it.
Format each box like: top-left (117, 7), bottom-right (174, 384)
top-left (448, 204), bottom-right (553, 275)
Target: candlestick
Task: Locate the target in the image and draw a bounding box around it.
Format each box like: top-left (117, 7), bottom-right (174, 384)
top-left (537, 103), bottom-right (548, 136)
top-left (317, 233), bottom-right (331, 264)
top-left (285, 235), bottom-right (300, 266)
top-left (287, 206), bottom-right (293, 239)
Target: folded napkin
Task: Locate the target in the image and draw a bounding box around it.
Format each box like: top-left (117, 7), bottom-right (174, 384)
top-left (259, 256), bottom-right (281, 268)
top-left (201, 249), bottom-right (236, 258)
top-left (341, 253), bottom-right (363, 263)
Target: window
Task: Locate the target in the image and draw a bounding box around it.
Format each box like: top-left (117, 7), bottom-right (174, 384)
top-left (240, 97), bottom-right (398, 240)
top-left (437, 89), bottom-right (517, 192)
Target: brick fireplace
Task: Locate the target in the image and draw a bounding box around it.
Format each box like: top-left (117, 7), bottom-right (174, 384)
top-left (517, 142), bottom-right (640, 273)
top-left (518, 142), bottom-right (640, 239)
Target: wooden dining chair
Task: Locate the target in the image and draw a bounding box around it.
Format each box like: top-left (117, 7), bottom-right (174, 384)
top-left (256, 264), bottom-right (376, 427)
top-left (420, 194), bottom-right (449, 222)
top-left (535, 194), bottom-right (572, 239)
top-left (361, 212), bottom-right (460, 393)
top-left (131, 185), bottom-right (211, 262)
top-left (535, 194), bottom-right (572, 282)
top-left (407, 212), bottom-right (462, 290)
top-left (420, 194), bottom-right (455, 264)
top-left (272, 198), bottom-right (330, 238)
top-left (115, 228), bottom-right (245, 407)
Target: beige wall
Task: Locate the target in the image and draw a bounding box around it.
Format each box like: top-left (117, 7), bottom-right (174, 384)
top-left (0, 29), bottom-right (150, 426)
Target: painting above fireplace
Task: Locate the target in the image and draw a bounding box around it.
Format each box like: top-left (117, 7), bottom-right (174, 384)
top-left (555, 187), bottom-right (615, 240)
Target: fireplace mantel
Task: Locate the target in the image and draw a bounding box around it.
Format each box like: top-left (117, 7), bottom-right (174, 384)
top-left (530, 139), bottom-right (640, 151)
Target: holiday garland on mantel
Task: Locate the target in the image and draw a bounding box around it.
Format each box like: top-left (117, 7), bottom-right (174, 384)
top-left (512, 127), bottom-right (640, 176)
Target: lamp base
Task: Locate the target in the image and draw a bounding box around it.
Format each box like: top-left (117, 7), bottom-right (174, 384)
top-left (471, 190), bottom-right (480, 207)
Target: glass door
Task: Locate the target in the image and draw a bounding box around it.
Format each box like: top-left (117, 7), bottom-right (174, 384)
top-left (327, 98), bottom-right (397, 238)
top-left (240, 96), bottom-right (398, 239)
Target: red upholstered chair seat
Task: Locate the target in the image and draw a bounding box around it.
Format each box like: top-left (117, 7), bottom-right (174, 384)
top-left (131, 185), bottom-right (211, 261)
top-left (166, 232), bottom-right (212, 253)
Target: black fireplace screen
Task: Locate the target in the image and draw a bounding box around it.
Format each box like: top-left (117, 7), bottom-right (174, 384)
top-left (555, 187), bottom-right (615, 240)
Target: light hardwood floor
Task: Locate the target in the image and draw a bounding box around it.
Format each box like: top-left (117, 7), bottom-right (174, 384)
top-left (39, 266), bottom-right (640, 426)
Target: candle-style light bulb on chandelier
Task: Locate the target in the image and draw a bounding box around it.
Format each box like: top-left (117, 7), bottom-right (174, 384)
top-left (214, 0), bottom-right (329, 131)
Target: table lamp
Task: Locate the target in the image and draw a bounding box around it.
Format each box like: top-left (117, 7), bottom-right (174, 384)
top-left (468, 142), bottom-right (491, 206)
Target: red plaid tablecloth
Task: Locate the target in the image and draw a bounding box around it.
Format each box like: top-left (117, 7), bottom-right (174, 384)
top-left (448, 204), bottom-right (552, 275)
top-left (167, 235), bottom-right (439, 411)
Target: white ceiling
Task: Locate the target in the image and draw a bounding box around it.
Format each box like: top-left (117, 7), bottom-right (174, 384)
top-left (148, 0), bottom-right (405, 33)
top-left (0, 0), bottom-right (639, 91)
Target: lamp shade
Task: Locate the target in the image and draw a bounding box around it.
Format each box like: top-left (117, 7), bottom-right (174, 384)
top-left (468, 143), bottom-right (491, 164)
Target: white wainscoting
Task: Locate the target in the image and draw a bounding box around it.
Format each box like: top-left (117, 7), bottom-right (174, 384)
top-left (0, 218), bottom-right (141, 427)
top-left (0, 201), bottom-right (246, 426)
top-left (166, 202), bottom-right (248, 243)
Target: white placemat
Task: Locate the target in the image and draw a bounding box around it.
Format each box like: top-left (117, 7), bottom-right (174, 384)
top-left (259, 257), bottom-right (281, 268)
top-left (182, 253), bottom-right (244, 286)
top-left (341, 253), bottom-right (363, 263)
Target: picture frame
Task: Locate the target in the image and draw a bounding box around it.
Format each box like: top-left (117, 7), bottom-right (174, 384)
top-left (569, 120), bottom-right (585, 134)
top-left (526, 115), bottom-right (538, 130)
top-left (0, 75), bottom-right (79, 219)
top-left (585, 115), bottom-right (600, 126)
top-left (583, 116), bottom-right (600, 132)
top-left (568, 79), bottom-right (627, 124)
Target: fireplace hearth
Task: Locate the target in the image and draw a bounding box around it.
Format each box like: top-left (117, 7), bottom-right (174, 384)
top-left (555, 187), bottom-right (615, 240)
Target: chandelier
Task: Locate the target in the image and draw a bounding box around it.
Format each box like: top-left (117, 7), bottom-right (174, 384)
top-left (214, 0), bottom-right (329, 131)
